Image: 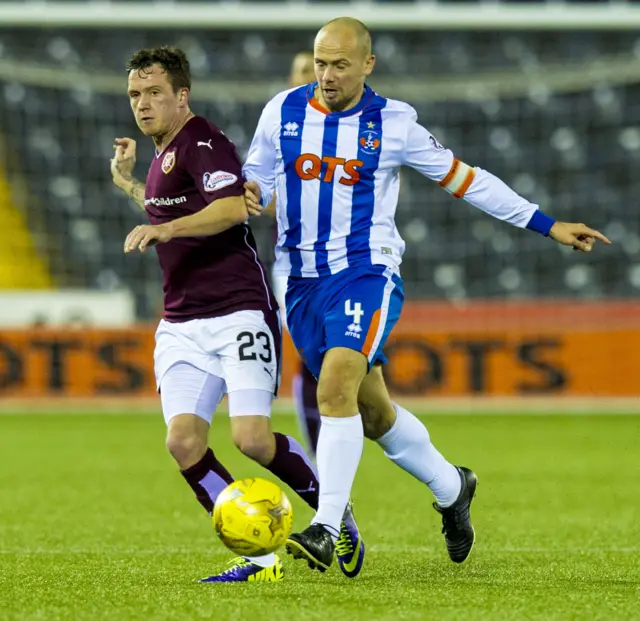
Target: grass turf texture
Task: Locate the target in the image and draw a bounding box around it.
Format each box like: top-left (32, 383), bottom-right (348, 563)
top-left (1, 412), bottom-right (638, 620)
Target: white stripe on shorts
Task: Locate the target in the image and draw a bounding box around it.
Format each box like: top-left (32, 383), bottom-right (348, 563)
top-left (367, 267), bottom-right (396, 363)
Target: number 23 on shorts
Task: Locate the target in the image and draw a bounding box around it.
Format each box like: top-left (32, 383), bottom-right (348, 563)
top-left (236, 331), bottom-right (273, 363)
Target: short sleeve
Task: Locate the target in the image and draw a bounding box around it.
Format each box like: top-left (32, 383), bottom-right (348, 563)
top-left (184, 127), bottom-right (246, 204)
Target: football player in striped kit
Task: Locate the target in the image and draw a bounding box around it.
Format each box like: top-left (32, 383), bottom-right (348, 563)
top-left (243, 18), bottom-right (610, 575)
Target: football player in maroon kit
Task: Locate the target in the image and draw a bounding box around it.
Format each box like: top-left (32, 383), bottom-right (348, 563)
top-left (109, 46), bottom-right (358, 583)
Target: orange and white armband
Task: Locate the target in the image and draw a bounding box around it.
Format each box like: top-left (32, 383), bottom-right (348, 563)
top-left (438, 158), bottom-right (476, 199)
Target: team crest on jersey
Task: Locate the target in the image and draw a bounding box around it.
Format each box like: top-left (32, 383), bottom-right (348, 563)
top-left (359, 129), bottom-right (381, 154)
top-left (161, 151), bottom-right (176, 174)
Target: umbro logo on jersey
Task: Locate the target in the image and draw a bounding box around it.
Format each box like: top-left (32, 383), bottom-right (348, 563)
top-left (282, 122), bottom-right (299, 137)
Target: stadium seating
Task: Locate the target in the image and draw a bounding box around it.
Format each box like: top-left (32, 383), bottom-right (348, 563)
top-left (0, 29), bottom-right (636, 317)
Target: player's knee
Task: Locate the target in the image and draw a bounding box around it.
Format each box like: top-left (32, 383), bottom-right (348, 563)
top-left (165, 428), bottom-right (207, 469)
top-left (317, 349), bottom-right (367, 416)
top-left (317, 382), bottom-right (353, 416)
top-left (231, 425), bottom-right (275, 466)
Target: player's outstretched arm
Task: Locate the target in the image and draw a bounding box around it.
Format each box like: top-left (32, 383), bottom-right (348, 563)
top-left (111, 137), bottom-right (145, 210)
top-left (457, 168), bottom-right (611, 252)
top-left (402, 116), bottom-right (611, 252)
top-left (123, 196), bottom-right (248, 254)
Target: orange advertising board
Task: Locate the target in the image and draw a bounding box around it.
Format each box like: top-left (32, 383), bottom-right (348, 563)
top-left (380, 300), bottom-right (640, 396)
top-left (0, 329), bottom-right (156, 398)
top-left (0, 301), bottom-right (638, 398)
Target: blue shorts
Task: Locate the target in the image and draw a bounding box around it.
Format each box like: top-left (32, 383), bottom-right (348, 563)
top-left (285, 265), bottom-right (404, 379)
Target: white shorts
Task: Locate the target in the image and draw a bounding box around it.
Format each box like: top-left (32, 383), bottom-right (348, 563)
top-left (154, 310), bottom-right (281, 421)
top-left (271, 270), bottom-right (289, 330)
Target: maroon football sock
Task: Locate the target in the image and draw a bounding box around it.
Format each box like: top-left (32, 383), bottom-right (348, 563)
top-left (266, 433), bottom-right (319, 510)
top-left (181, 448), bottom-right (234, 514)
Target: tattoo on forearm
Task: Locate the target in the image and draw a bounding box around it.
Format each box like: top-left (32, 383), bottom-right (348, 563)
top-left (128, 180), bottom-right (146, 207)
top-left (118, 172), bottom-right (145, 209)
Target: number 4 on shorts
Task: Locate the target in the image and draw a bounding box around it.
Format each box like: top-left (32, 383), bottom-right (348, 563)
top-left (345, 299), bottom-right (364, 333)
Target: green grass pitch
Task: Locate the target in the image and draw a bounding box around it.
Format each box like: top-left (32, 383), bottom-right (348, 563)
top-left (1, 411), bottom-right (639, 620)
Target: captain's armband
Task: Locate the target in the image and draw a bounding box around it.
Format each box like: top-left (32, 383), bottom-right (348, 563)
top-left (438, 158), bottom-right (476, 199)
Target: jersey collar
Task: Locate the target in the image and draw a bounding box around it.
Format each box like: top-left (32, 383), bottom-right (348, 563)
top-left (306, 83), bottom-right (374, 118)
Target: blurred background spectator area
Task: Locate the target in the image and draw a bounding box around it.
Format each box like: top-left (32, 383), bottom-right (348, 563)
top-left (1, 2), bottom-right (639, 318)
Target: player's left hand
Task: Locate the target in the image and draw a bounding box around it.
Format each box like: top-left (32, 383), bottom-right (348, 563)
top-left (549, 222), bottom-right (611, 252)
top-left (124, 224), bottom-right (173, 253)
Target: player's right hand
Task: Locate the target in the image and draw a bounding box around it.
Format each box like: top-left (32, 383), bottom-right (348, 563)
top-left (244, 181), bottom-right (263, 217)
top-left (111, 137), bottom-right (137, 186)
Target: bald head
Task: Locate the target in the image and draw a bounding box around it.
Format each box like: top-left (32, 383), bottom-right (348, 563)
top-left (319, 17), bottom-right (372, 58)
top-left (313, 17), bottom-right (375, 112)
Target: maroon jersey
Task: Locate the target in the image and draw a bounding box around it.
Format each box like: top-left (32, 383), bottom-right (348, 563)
top-left (144, 116), bottom-right (276, 322)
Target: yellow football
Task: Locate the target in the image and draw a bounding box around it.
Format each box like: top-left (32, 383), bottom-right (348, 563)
top-left (212, 478), bottom-right (294, 557)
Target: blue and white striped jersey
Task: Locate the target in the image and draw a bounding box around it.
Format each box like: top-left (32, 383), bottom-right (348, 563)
top-left (244, 83), bottom-right (540, 278)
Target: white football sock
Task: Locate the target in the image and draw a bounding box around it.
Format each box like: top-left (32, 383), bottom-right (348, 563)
top-left (245, 553), bottom-right (276, 567)
top-left (311, 414), bottom-right (364, 541)
top-left (376, 404), bottom-right (461, 508)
